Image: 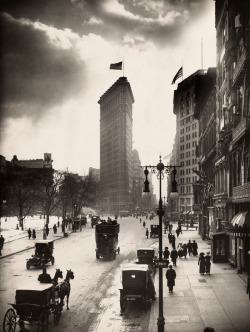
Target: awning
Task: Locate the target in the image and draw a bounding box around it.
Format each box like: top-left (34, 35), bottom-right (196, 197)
top-left (231, 211), bottom-right (250, 227)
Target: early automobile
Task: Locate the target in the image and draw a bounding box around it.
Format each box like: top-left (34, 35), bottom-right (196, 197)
top-left (150, 224), bottom-right (160, 238)
top-left (136, 247), bottom-right (156, 273)
top-left (26, 240), bottom-right (55, 270)
top-left (3, 282), bottom-right (62, 332)
top-left (91, 215), bottom-right (100, 228)
top-left (119, 264), bottom-right (156, 312)
top-left (95, 219), bottom-right (120, 259)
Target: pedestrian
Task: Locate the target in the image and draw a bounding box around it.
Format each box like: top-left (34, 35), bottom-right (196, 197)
top-left (32, 229), bottom-right (36, 239)
top-left (146, 228), bottom-right (149, 239)
top-left (143, 221), bottom-right (146, 228)
top-left (28, 228), bottom-right (32, 239)
top-left (46, 226), bottom-right (49, 237)
top-left (53, 224), bottom-right (57, 234)
top-left (172, 235), bottom-right (176, 249)
top-left (163, 247), bottom-right (170, 260)
top-left (205, 252), bottom-right (211, 274)
top-left (187, 240), bottom-right (193, 256)
top-left (165, 265), bottom-right (176, 293)
top-left (168, 232), bottom-right (172, 244)
top-left (198, 252), bottom-right (206, 275)
top-left (57, 220), bottom-right (60, 227)
top-left (182, 243), bottom-right (187, 258)
top-left (0, 234), bottom-right (5, 256)
top-left (176, 228), bottom-right (180, 237)
top-left (193, 240), bottom-right (198, 256)
top-left (170, 248), bottom-right (178, 266)
top-left (247, 276), bottom-right (250, 300)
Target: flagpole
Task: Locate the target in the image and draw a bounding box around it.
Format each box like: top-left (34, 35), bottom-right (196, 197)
top-left (201, 38), bottom-right (203, 69)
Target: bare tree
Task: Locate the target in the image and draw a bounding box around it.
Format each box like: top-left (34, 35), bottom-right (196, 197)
top-left (5, 168), bottom-right (40, 230)
top-left (61, 171), bottom-right (97, 219)
top-left (35, 169), bottom-right (65, 224)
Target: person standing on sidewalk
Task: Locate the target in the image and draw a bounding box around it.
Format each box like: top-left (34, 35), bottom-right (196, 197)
top-left (146, 228), bottom-right (149, 239)
top-left (172, 235), bottom-right (176, 249)
top-left (187, 240), bottom-right (193, 256)
top-left (205, 252), bottom-right (212, 274)
top-left (166, 265), bottom-right (176, 293)
top-left (193, 240), bottom-right (198, 256)
top-left (198, 252), bottom-right (206, 275)
top-left (170, 248), bottom-right (178, 266)
top-left (32, 229), bottom-right (36, 239)
top-left (0, 234), bottom-right (5, 256)
top-left (28, 228), bottom-right (32, 239)
top-left (247, 276), bottom-right (250, 300)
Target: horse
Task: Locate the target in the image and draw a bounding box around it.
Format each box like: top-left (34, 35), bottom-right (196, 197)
top-left (52, 268), bottom-right (63, 285)
top-left (58, 269), bottom-right (74, 310)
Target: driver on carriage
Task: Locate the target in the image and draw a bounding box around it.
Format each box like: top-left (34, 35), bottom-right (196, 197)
top-left (38, 267), bottom-right (52, 283)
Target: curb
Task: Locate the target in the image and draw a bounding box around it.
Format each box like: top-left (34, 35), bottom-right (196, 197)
top-left (0, 231), bottom-right (72, 259)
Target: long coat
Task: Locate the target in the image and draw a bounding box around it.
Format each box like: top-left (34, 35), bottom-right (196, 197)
top-left (166, 268), bottom-right (176, 287)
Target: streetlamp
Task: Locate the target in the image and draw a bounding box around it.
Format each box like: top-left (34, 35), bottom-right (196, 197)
top-left (142, 156), bottom-right (179, 332)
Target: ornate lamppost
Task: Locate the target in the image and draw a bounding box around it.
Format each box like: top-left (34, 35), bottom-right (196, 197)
top-left (142, 156), bottom-right (179, 332)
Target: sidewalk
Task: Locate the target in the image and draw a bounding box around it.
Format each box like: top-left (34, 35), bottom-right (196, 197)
top-left (0, 222), bottom-right (71, 259)
top-left (149, 226), bottom-right (250, 332)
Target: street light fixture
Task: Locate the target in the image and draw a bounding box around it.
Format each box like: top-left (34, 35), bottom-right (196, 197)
top-left (141, 156), bottom-right (180, 332)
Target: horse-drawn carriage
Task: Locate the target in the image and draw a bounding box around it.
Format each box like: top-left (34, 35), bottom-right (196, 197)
top-left (95, 219), bottom-right (120, 259)
top-left (119, 264), bottom-right (156, 312)
top-left (91, 215), bottom-right (100, 228)
top-left (3, 283), bottom-right (61, 332)
top-left (3, 269), bottom-right (74, 332)
top-left (26, 240), bottom-right (55, 270)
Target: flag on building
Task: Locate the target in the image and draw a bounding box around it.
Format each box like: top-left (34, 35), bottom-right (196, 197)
top-left (171, 66), bottom-right (183, 84)
top-left (110, 61), bottom-right (123, 70)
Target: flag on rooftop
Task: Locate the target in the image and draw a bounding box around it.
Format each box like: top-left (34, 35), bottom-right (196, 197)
top-left (171, 66), bottom-right (183, 84)
top-left (110, 61), bottom-right (123, 70)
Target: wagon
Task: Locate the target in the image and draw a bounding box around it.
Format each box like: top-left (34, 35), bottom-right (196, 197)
top-left (119, 264), bottom-right (156, 312)
top-left (72, 219), bottom-right (82, 232)
top-left (26, 240), bottom-right (55, 270)
top-left (3, 283), bottom-right (62, 332)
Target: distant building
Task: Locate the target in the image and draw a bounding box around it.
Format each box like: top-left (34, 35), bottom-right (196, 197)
top-left (10, 153), bottom-right (53, 169)
top-left (89, 167), bottom-right (100, 181)
top-left (173, 70), bottom-right (208, 221)
top-left (98, 77), bottom-right (135, 215)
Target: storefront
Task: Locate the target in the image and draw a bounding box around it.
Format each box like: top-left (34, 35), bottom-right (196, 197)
top-left (226, 211), bottom-right (250, 271)
top-left (211, 232), bottom-right (228, 263)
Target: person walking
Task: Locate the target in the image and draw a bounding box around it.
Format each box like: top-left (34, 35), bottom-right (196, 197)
top-left (193, 240), bottom-right (198, 256)
top-left (0, 234), bottom-right (5, 256)
top-left (187, 240), bottom-right (193, 256)
top-left (168, 232), bottom-right (172, 245)
top-left (198, 252), bottom-right (206, 275)
top-left (205, 252), bottom-right (212, 274)
top-left (172, 235), bottom-right (176, 249)
top-left (146, 228), bottom-right (149, 239)
top-left (170, 248), bottom-right (178, 266)
top-left (163, 247), bottom-right (170, 260)
top-left (143, 221), bottom-right (146, 228)
top-left (32, 229), bottom-right (36, 239)
top-left (165, 265), bottom-right (176, 293)
top-left (27, 228), bottom-right (32, 239)
top-left (46, 225), bottom-right (49, 237)
top-left (53, 224), bottom-right (57, 234)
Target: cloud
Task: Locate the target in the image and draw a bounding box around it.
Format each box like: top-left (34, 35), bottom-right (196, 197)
top-left (0, 12), bottom-right (86, 122)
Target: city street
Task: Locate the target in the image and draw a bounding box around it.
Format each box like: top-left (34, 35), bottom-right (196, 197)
top-left (1, 216), bottom-right (250, 331)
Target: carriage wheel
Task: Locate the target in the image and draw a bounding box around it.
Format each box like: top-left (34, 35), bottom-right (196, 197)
top-left (3, 308), bottom-right (17, 332)
top-left (26, 261), bottom-right (31, 270)
top-left (51, 256), bottom-right (55, 265)
top-left (37, 309), bottom-right (49, 332)
top-left (120, 291), bottom-right (127, 312)
top-left (53, 302), bottom-right (62, 325)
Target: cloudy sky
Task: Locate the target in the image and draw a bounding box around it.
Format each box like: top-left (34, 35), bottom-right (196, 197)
top-left (0, 0), bottom-right (216, 176)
